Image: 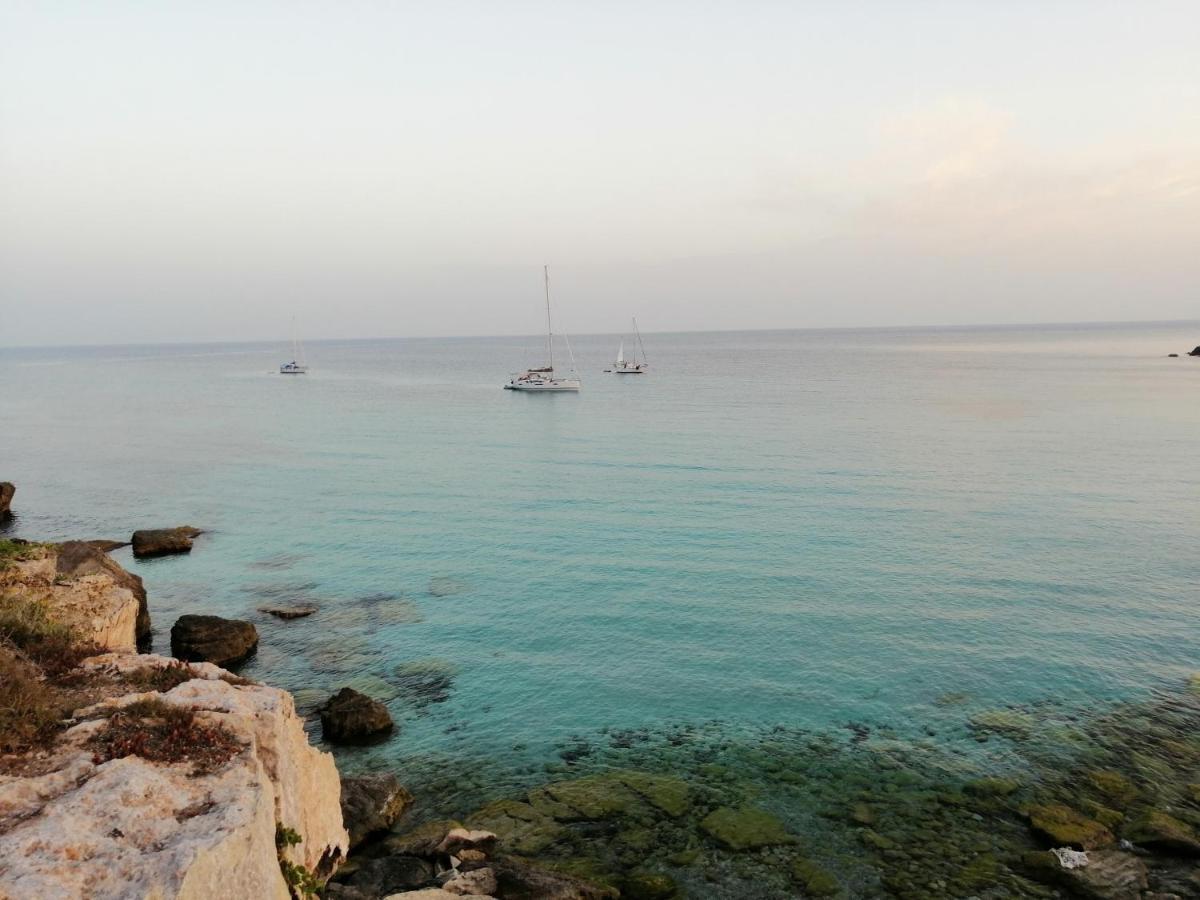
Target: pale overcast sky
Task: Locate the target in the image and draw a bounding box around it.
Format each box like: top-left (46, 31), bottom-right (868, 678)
top-left (1, 1), bottom-right (1197, 346)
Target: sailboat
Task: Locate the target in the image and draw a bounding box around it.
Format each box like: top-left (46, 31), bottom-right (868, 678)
top-left (504, 267), bottom-right (581, 392)
top-left (605, 318), bottom-right (648, 374)
top-left (279, 318), bottom-right (308, 375)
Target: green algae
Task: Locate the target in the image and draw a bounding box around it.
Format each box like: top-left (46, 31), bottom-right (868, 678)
top-left (791, 857), bottom-right (841, 896)
top-left (699, 805), bottom-right (794, 850)
top-left (1026, 803), bottom-right (1114, 849)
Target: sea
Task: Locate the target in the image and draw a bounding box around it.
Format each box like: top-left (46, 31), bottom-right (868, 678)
top-left (3, 321), bottom-right (1199, 896)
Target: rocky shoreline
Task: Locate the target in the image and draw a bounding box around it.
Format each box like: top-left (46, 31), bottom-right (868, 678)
top-left (3, 488), bottom-right (1200, 898)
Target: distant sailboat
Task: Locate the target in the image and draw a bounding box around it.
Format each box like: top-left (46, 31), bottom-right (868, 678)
top-left (504, 267), bottom-right (581, 392)
top-left (280, 318), bottom-right (308, 375)
top-left (605, 318), bottom-right (648, 374)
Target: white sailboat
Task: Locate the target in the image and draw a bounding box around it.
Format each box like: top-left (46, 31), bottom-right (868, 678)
top-left (280, 318), bottom-right (308, 375)
top-left (605, 317), bottom-right (648, 374)
top-left (504, 267), bottom-right (581, 392)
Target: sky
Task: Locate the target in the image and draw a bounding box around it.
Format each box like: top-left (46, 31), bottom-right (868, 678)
top-left (1, 1), bottom-right (1198, 346)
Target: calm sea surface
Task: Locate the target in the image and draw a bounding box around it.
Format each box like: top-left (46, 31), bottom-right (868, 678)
top-left (3, 321), bottom-right (1200, 859)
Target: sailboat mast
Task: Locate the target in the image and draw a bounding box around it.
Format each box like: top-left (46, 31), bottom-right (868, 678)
top-left (633, 317), bottom-right (648, 365)
top-left (544, 265), bottom-right (554, 372)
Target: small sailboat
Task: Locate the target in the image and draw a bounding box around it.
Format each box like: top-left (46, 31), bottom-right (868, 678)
top-left (605, 318), bottom-right (648, 374)
top-left (504, 267), bottom-right (581, 392)
top-left (280, 318), bottom-right (308, 375)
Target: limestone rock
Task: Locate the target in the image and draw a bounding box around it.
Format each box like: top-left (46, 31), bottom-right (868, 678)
top-left (259, 603), bottom-right (319, 619)
top-left (442, 867), bottom-right (498, 896)
top-left (0, 481), bottom-right (13, 516)
top-left (320, 687), bottom-right (394, 743)
top-left (0, 655), bottom-right (348, 899)
top-left (56, 540), bottom-right (150, 642)
top-left (132, 526), bottom-right (203, 558)
top-left (492, 858), bottom-right (618, 899)
top-left (2, 545), bottom-right (144, 652)
top-left (1023, 848), bottom-right (1148, 900)
top-left (171, 614), bottom-right (258, 667)
top-left (384, 891), bottom-right (494, 900)
top-left (340, 772), bottom-right (414, 849)
top-left (437, 827), bottom-right (498, 856)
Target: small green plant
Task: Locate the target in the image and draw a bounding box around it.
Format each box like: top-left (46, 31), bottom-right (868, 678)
top-left (276, 824), bottom-right (321, 897)
top-left (0, 539), bottom-right (51, 570)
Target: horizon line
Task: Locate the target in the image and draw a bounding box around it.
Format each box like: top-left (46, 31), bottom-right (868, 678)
top-left (2, 316), bottom-right (1198, 353)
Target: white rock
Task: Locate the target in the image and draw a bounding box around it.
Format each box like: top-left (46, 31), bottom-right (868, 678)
top-left (0, 654), bottom-right (348, 900)
top-left (383, 891), bottom-right (496, 900)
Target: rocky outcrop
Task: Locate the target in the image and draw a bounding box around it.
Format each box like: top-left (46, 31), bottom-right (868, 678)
top-left (0, 653), bottom-right (348, 900)
top-left (341, 773), bottom-right (414, 849)
top-left (171, 614), bottom-right (259, 667)
top-left (1022, 848), bottom-right (1148, 900)
top-left (1, 543), bottom-right (145, 651)
top-left (56, 540), bottom-right (150, 642)
top-left (0, 482), bottom-right (13, 517)
top-left (1189, 346), bottom-right (1200, 356)
top-left (321, 688), bottom-right (394, 743)
top-left (132, 526), bottom-right (203, 558)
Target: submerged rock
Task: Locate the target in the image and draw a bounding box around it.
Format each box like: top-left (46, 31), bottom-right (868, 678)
top-left (392, 659), bottom-right (458, 707)
top-left (969, 708), bottom-right (1035, 740)
top-left (170, 614), bottom-right (259, 667)
top-left (428, 577), bottom-right (469, 597)
top-left (131, 526), bottom-right (203, 558)
top-left (1022, 848), bottom-right (1148, 900)
top-left (341, 773), bottom-right (414, 849)
top-left (337, 855), bottom-right (436, 895)
top-left (1124, 809), bottom-right (1200, 856)
top-left (620, 870), bottom-right (678, 900)
top-left (320, 687), bottom-right (394, 743)
top-left (791, 858), bottom-right (840, 897)
top-left (1027, 803), bottom-right (1114, 850)
top-left (699, 805), bottom-right (794, 850)
top-left (259, 603), bottom-right (319, 619)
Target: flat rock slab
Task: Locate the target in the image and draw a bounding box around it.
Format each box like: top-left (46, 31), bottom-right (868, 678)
top-left (171, 614), bottom-right (258, 667)
top-left (132, 526), bottom-right (203, 558)
top-left (258, 604), bottom-right (319, 619)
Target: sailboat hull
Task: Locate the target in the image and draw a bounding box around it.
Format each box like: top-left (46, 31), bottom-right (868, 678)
top-left (504, 379), bottom-right (580, 392)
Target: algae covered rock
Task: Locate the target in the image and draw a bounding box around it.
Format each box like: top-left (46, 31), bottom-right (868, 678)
top-left (620, 870), bottom-right (678, 900)
top-left (543, 773), bottom-right (642, 819)
top-left (964, 777), bottom-right (1021, 798)
top-left (700, 804), bottom-right (794, 850)
top-left (1021, 848), bottom-right (1148, 900)
top-left (1087, 769), bottom-right (1137, 807)
top-left (615, 771), bottom-right (690, 817)
top-left (1027, 803), bottom-right (1114, 849)
top-left (1124, 809), bottom-right (1200, 856)
top-left (969, 708), bottom-right (1035, 740)
top-left (792, 858), bottom-right (840, 896)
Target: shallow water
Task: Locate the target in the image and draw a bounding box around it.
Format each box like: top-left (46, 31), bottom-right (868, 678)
top-left (4, 322), bottom-right (1200, 891)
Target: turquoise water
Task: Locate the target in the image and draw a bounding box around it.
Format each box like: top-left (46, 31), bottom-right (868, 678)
top-left (3, 322), bottom-right (1200, 805)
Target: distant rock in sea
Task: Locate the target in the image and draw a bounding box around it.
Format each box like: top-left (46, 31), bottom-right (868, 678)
top-left (0, 482), bottom-right (14, 518)
top-left (1190, 346), bottom-right (1200, 356)
top-left (131, 526), bottom-right (203, 558)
